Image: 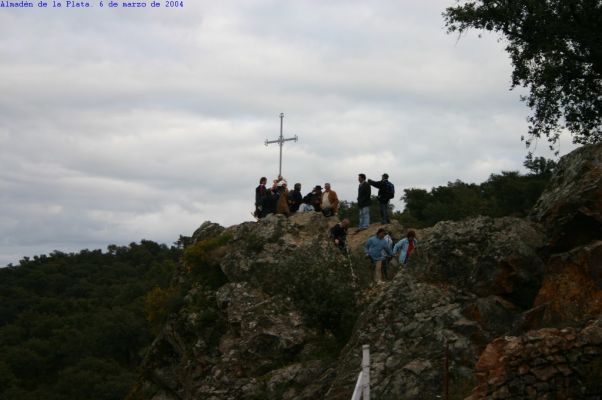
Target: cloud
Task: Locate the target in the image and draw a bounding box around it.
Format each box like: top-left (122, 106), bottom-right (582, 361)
top-left (0, 1), bottom-right (577, 266)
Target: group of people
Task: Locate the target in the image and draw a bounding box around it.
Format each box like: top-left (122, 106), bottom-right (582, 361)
top-left (357, 172), bottom-right (395, 229)
top-left (254, 172), bottom-right (395, 226)
top-left (330, 219), bottom-right (418, 284)
top-left (254, 172), bottom-right (414, 284)
top-left (254, 176), bottom-right (340, 219)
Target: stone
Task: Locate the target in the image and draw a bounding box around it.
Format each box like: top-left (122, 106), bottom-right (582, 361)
top-left (531, 241), bottom-right (602, 328)
top-left (531, 366), bottom-right (558, 381)
top-left (411, 216), bottom-right (546, 309)
top-left (531, 142), bottom-right (602, 251)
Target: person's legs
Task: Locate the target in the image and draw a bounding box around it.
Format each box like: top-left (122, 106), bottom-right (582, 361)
top-left (374, 260), bottom-right (383, 282)
top-left (380, 202), bottom-right (390, 224)
top-left (358, 206), bottom-right (367, 229)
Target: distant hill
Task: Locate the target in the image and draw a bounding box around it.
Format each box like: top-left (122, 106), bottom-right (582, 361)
top-left (0, 241), bottom-right (181, 400)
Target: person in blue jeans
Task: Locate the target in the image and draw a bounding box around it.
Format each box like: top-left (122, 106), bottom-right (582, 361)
top-left (365, 228), bottom-right (393, 283)
top-left (357, 173), bottom-right (371, 231)
top-left (368, 173), bottom-right (394, 224)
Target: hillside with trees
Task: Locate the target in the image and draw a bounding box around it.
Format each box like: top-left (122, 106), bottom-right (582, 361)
top-left (0, 241), bottom-right (181, 400)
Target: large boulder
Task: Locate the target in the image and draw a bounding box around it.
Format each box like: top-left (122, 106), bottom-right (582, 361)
top-left (468, 321), bottom-right (602, 399)
top-left (411, 216), bottom-right (547, 309)
top-left (220, 212), bottom-right (357, 291)
top-left (323, 272), bottom-right (508, 400)
top-left (531, 143), bottom-right (602, 251)
top-left (528, 241), bottom-right (602, 329)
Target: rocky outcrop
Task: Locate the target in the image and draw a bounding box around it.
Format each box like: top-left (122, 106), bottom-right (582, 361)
top-left (523, 241), bottom-right (602, 330)
top-left (468, 321), bottom-right (602, 399)
top-left (325, 275), bottom-right (481, 399)
top-left (129, 212), bottom-right (359, 400)
top-left (130, 143), bottom-right (602, 400)
top-left (413, 216), bottom-right (546, 308)
top-left (531, 143), bottom-right (602, 251)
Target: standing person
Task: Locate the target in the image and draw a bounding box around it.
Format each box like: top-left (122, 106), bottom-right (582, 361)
top-left (254, 177), bottom-right (268, 218)
top-left (357, 173), bottom-right (371, 231)
top-left (288, 183), bottom-right (303, 213)
top-left (368, 173), bottom-right (395, 224)
top-left (364, 228), bottom-right (393, 283)
top-left (393, 230), bottom-right (418, 266)
top-left (330, 218), bottom-right (350, 250)
top-left (321, 183), bottom-right (340, 217)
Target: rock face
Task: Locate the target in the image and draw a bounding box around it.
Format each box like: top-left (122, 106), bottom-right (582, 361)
top-left (129, 143), bottom-right (602, 400)
top-left (531, 143), bottom-right (602, 251)
top-left (412, 216), bottom-right (546, 308)
top-left (530, 241), bottom-right (602, 329)
top-left (468, 321), bottom-right (602, 399)
top-left (129, 212), bottom-right (359, 400)
top-left (325, 275), bottom-right (483, 400)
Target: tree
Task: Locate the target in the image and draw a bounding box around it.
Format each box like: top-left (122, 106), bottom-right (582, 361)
top-left (444, 1), bottom-right (602, 149)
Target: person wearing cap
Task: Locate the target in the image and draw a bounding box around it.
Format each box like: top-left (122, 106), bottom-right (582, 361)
top-left (306, 185), bottom-right (323, 212)
top-left (321, 183), bottom-right (340, 217)
top-left (368, 173), bottom-right (394, 224)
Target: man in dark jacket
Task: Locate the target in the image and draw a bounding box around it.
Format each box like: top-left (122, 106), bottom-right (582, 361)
top-left (306, 185), bottom-right (323, 212)
top-left (288, 183), bottom-right (303, 213)
top-left (368, 173), bottom-right (394, 224)
top-left (330, 218), bottom-right (350, 250)
top-left (254, 177), bottom-right (268, 218)
top-left (357, 173), bottom-right (371, 230)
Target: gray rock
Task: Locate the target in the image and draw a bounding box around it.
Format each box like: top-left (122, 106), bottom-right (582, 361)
top-left (531, 142), bottom-right (602, 251)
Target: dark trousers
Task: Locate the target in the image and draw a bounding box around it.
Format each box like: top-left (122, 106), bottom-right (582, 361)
top-left (379, 201), bottom-right (390, 224)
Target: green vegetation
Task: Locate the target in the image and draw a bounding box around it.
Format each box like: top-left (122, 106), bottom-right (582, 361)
top-left (0, 241), bottom-right (180, 400)
top-left (444, 1), bottom-right (602, 149)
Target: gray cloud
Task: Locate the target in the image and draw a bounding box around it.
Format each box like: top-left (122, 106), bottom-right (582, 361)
top-left (0, 1), bottom-right (576, 266)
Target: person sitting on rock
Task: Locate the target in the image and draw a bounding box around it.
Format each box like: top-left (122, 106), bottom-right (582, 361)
top-left (393, 230), bottom-right (418, 266)
top-left (330, 218), bottom-right (350, 251)
top-left (306, 185), bottom-right (323, 212)
top-left (364, 228), bottom-right (393, 283)
top-left (261, 187), bottom-right (279, 217)
top-left (288, 183), bottom-right (303, 213)
top-left (298, 195), bottom-right (315, 213)
top-left (275, 179), bottom-right (290, 216)
top-left (321, 183), bottom-right (340, 217)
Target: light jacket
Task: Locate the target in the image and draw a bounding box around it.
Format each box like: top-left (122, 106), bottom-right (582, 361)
top-left (393, 238), bottom-right (418, 264)
top-left (365, 235), bottom-right (393, 261)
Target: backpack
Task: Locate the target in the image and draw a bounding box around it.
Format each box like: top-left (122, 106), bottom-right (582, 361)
top-left (383, 181), bottom-right (395, 200)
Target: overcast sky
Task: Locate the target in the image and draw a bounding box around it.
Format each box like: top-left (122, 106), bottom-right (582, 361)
top-left (0, 1), bottom-right (577, 266)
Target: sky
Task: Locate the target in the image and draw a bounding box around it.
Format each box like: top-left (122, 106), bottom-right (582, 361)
top-left (0, 0), bottom-right (577, 266)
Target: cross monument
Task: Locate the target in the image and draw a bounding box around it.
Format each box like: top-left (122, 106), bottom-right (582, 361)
top-left (265, 113), bottom-right (298, 177)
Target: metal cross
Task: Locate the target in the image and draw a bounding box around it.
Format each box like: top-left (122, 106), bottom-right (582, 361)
top-left (265, 113), bottom-right (298, 177)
